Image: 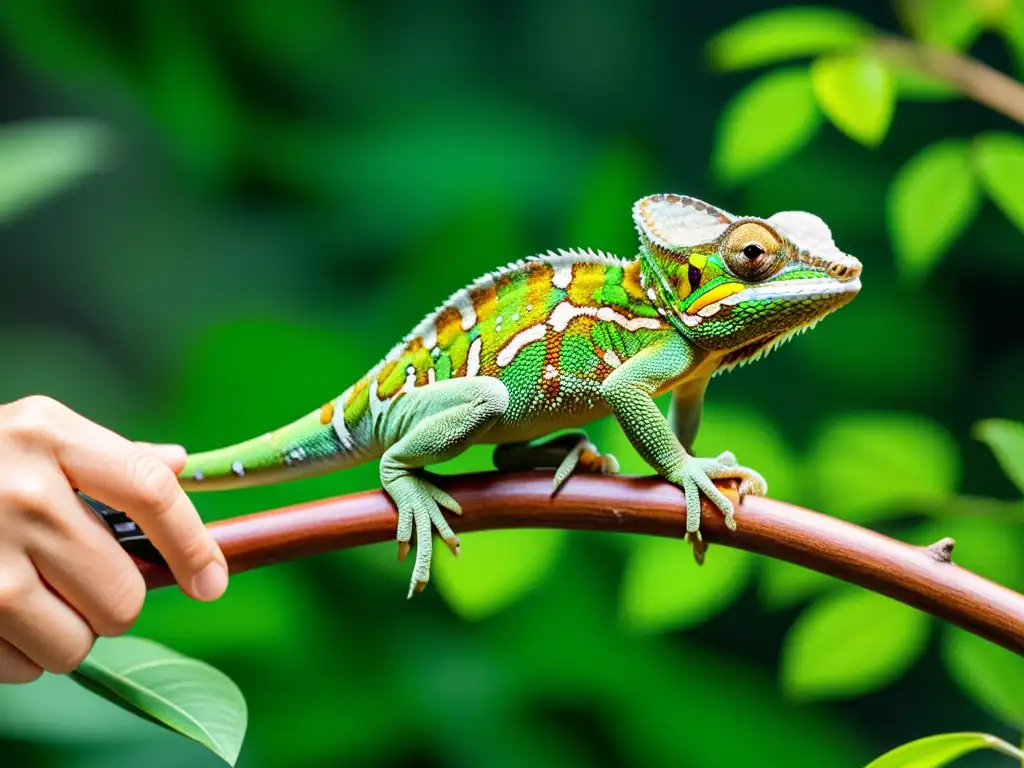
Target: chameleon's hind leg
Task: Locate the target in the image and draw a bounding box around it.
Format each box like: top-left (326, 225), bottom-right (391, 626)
top-left (378, 377), bottom-right (510, 598)
top-left (493, 430), bottom-right (620, 491)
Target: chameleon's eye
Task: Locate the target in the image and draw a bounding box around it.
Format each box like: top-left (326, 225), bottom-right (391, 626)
top-left (721, 221), bottom-right (786, 282)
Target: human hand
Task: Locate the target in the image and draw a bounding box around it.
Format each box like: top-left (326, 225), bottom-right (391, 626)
top-left (0, 396), bottom-right (227, 683)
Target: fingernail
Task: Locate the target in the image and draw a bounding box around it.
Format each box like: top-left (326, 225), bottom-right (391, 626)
top-left (191, 561), bottom-right (228, 601)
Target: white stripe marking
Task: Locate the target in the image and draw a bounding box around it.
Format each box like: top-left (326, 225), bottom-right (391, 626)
top-left (453, 289), bottom-right (477, 331)
top-left (552, 263), bottom-right (573, 289)
top-left (467, 337), bottom-right (483, 376)
top-left (497, 324), bottom-right (546, 366)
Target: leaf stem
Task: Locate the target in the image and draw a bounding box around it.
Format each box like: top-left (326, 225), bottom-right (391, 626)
top-left (136, 471), bottom-right (1024, 657)
top-left (874, 35), bottom-right (1024, 126)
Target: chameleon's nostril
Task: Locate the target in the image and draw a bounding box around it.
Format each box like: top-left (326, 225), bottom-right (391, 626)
top-left (830, 261), bottom-right (862, 281)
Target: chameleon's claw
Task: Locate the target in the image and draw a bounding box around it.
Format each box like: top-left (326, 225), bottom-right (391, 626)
top-left (686, 531), bottom-right (707, 565)
top-left (442, 535), bottom-right (460, 557)
top-left (670, 451), bottom-right (766, 562)
top-left (387, 473), bottom-right (461, 597)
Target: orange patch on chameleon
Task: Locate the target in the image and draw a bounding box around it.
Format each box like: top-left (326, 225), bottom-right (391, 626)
top-left (319, 401), bottom-right (335, 425)
top-left (435, 306), bottom-right (463, 348)
top-left (470, 281), bottom-right (498, 323)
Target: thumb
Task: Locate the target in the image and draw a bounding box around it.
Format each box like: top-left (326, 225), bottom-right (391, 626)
top-left (135, 442), bottom-right (188, 474)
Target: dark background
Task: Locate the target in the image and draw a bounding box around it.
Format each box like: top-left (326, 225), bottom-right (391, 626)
top-left (0, 1), bottom-right (1022, 766)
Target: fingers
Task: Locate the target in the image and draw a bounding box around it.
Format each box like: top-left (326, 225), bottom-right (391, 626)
top-left (0, 550), bottom-right (94, 677)
top-left (0, 396), bottom-right (227, 602)
top-left (0, 638), bottom-right (42, 684)
top-left (26, 490), bottom-right (147, 638)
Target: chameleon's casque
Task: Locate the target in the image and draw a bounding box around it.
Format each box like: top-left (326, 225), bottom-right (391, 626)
top-left (176, 194), bottom-right (862, 595)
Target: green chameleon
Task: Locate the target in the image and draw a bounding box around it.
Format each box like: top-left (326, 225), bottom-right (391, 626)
top-left (176, 193), bottom-right (862, 597)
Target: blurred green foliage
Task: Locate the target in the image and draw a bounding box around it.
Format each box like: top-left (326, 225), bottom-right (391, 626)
top-left (1, 0), bottom-right (1024, 766)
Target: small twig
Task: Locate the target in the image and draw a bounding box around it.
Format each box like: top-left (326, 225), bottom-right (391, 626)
top-left (138, 471), bottom-right (1024, 656)
top-left (875, 35), bottom-right (1024, 126)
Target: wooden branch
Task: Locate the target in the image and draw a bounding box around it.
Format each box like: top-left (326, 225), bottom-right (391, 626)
top-left (139, 471), bottom-right (1024, 656)
top-left (875, 35), bottom-right (1024, 126)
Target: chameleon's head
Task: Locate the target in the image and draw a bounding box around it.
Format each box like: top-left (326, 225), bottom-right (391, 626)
top-left (633, 193), bottom-right (862, 372)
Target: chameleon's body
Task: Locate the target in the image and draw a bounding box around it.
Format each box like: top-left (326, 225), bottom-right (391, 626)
top-left (178, 194), bottom-right (862, 595)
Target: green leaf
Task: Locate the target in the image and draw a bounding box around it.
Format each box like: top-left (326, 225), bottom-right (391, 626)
top-left (865, 732), bottom-right (1024, 768)
top-left (895, 0), bottom-right (987, 51)
top-left (620, 536), bottom-right (753, 633)
top-left (973, 418), bottom-right (1024, 494)
top-left (887, 139), bottom-right (981, 283)
top-left (432, 529), bottom-right (568, 619)
top-left (71, 636), bottom-right (247, 765)
top-left (0, 119), bottom-right (109, 225)
top-left (809, 412), bottom-right (960, 524)
top-left (781, 588), bottom-right (931, 700)
top-left (712, 66), bottom-right (823, 186)
top-left (706, 7), bottom-right (872, 71)
top-left (760, 560), bottom-right (838, 611)
top-left (811, 53), bottom-right (895, 146)
top-left (973, 132), bottom-right (1024, 234)
top-left (943, 628), bottom-right (1024, 729)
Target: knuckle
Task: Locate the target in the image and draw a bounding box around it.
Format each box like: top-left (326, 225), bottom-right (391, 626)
top-left (126, 452), bottom-right (178, 513)
top-left (94, 570), bottom-right (145, 636)
top-left (0, 396), bottom-right (64, 445)
top-left (48, 637), bottom-right (94, 675)
top-left (0, 568), bottom-right (34, 613)
top-left (0, 472), bottom-right (54, 519)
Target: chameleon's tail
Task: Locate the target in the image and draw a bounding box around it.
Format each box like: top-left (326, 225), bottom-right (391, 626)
top-left (178, 401), bottom-right (374, 491)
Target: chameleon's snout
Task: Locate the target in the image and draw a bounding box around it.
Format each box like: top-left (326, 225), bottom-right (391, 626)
top-left (826, 258), bottom-right (862, 282)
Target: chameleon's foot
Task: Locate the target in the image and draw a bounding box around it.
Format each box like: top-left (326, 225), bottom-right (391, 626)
top-left (387, 473), bottom-right (462, 598)
top-left (493, 431), bottom-right (620, 492)
top-left (668, 451), bottom-right (767, 561)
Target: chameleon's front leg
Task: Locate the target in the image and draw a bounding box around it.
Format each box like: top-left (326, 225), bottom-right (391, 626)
top-left (378, 377), bottom-right (510, 597)
top-left (599, 337), bottom-right (766, 562)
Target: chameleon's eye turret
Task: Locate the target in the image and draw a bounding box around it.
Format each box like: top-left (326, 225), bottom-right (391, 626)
top-left (720, 221), bottom-right (787, 282)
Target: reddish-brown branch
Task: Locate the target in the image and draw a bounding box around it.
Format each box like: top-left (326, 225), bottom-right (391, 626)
top-left (139, 472), bottom-right (1024, 656)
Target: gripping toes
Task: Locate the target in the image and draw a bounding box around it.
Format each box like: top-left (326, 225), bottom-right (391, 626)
top-left (387, 474), bottom-right (461, 598)
top-left (670, 451), bottom-right (767, 538)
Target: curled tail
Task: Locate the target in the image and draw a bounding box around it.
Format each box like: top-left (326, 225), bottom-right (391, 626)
top-left (179, 399), bottom-right (375, 491)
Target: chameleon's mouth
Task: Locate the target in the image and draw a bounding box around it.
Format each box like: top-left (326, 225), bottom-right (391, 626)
top-left (721, 276), bottom-right (862, 306)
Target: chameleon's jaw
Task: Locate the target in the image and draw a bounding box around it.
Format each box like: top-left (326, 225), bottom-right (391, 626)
top-left (722, 274), bottom-right (862, 307)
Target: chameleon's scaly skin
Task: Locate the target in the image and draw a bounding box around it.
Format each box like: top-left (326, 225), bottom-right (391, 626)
top-left (180, 194), bottom-right (862, 595)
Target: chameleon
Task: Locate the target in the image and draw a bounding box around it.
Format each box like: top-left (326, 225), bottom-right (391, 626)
top-left (170, 194), bottom-right (862, 597)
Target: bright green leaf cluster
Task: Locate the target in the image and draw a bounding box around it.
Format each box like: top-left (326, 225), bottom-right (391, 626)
top-left (710, 3), bottom-right (1024, 284)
